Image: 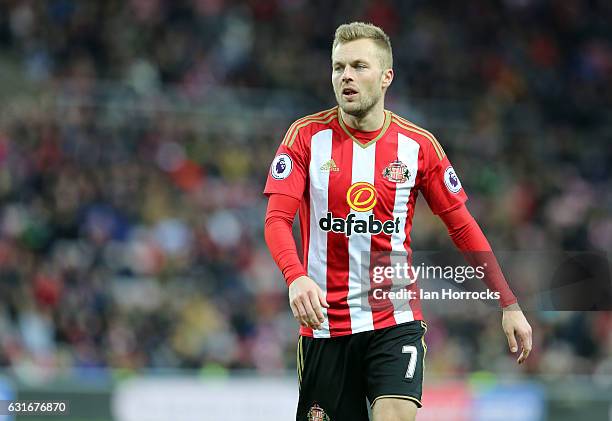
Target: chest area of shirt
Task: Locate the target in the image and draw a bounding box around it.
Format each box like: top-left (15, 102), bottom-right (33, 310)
top-left (308, 134), bottom-right (420, 196)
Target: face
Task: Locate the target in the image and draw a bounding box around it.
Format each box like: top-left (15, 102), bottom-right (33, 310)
top-left (332, 38), bottom-right (393, 118)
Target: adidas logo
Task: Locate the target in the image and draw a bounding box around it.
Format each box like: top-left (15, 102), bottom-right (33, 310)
top-left (320, 159), bottom-right (339, 172)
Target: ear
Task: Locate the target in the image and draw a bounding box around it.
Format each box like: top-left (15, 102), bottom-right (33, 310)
top-left (381, 68), bottom-right (394, 90)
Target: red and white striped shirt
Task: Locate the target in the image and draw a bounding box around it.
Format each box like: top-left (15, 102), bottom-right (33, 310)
top-left (264, 107), bottom-right (468, 337)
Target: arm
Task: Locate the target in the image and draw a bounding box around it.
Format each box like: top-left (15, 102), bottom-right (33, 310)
top-left (439, 204), bottom-right (517, 306)
top-left (264, 193), bottom-right (328, 330)
top-left (264, 193), bottom-right (307, 285)
top-left (262, 124), bottom-right (329, 331)
top-left (439, 204), bottom-right (532, 363)
top-left (418, 135), bottom-right (533, 364)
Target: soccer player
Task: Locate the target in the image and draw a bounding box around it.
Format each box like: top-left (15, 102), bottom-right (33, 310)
top-left (264, 22), bottom-right (532, 421)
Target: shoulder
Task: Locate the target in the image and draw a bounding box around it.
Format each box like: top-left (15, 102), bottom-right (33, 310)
top-left (281, 107), bottom-right (338, 148)
top-left (389, 111), bottom-right (446, 161)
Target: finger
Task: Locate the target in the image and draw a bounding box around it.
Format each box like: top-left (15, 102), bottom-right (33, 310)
top-left (293, 299), bottom-right (309, 327)
top-left (308, 290), bottom-right (324, 324)
top-left (505, 329), bottom-right (518, 353)
top-left (517, 330), bottom-right (532, 364)
top-left (521, 329), bottom-right (532, 352)
top-left (318, 287), bottom-right (330, 308)
top-left (289, 302), bottom-right (299, 320)
top-left (525, 328), bottom-right (533, 350)
top-left (517, 347), bottom-right (530, 364)
top-left (302, 295), bottom-right (320, 329)
top-left (518, 342), bottom-right (531, 364)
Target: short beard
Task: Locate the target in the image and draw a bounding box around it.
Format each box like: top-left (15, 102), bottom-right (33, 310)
top-left (337, 92), bottom-right (380, 119)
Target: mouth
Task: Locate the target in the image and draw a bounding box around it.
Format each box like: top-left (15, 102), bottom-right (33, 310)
top-left (341, 88), bottom-right (359, 100)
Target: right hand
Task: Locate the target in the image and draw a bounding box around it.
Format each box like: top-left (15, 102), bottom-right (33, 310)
top-left (289, 276), bottom-right (329, 330)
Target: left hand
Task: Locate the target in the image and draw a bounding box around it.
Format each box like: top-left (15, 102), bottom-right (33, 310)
top-left (502, 302), bottom-right (532, 364)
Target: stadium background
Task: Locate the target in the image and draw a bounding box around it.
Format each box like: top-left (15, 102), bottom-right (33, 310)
top-left (0, 0), bottom-right (610, 420)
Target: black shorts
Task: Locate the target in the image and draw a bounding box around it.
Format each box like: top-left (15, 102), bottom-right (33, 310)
top-left (296, 320), bottom-right (427, 421)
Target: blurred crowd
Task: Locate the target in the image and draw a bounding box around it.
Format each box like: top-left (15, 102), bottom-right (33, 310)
top-left (0, 0), bottom-right (611, 384)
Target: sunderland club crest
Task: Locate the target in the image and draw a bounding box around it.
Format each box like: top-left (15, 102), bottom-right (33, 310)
top-left (383, 159), bottom-right (410, 183)
top-left (307, 403), bottom-right (330, 421)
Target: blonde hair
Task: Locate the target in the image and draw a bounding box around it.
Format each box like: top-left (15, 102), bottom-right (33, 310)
top-left (332, 22), bottom-right (393, 70)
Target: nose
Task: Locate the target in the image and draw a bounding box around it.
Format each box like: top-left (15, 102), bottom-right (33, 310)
top-left (341, 66), bottom-right (355, 82)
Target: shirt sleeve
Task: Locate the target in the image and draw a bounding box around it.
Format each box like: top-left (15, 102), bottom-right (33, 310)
top-left (263, 125), bottom-right (309, 200)
top-left (420, 141), bottom-right (468, 215)
top-left (439, 204), bottom-right (518, 307)
top-left (264, 193), bottom-right (307, 286)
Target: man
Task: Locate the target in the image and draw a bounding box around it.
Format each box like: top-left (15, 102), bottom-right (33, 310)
top-left (264, 22), bottom-right (532, 421)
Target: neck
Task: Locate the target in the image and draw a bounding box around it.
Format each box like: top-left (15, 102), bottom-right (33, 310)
top-left (340, 102), bottom-right (386, 132)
